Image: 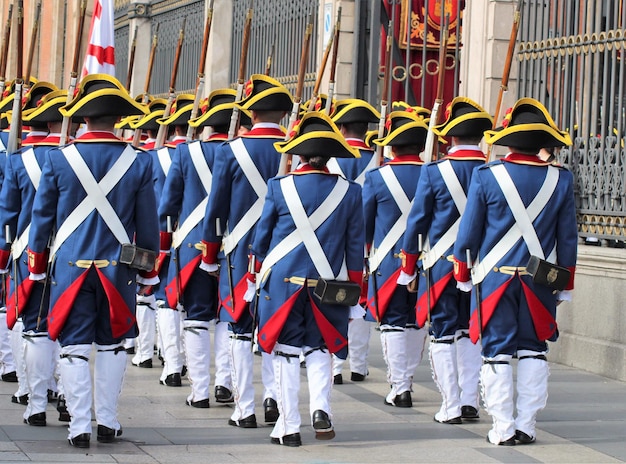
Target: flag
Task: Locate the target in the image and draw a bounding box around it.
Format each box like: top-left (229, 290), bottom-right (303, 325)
top-left (81, 0), bottom-right (115, 77)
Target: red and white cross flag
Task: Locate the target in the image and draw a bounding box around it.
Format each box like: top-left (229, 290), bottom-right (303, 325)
top-left (81, 0), bottom-right (115, 78)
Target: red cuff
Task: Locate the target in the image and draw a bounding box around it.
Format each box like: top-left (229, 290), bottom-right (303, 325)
top-left (565, 266), bottom-right (575, 290)
top-left (27, 248), bottom-right (48, 274)
top-left (201, 240), bottom-right (221, 265)
top-left (453, 256), bottom-right (470, 282)
top-left (0, 248), bottom-right (10, 271)
top-left (348, 270), bottom-right (362, 286)
top-left (401, 250), bottom-right (419, 275)
top-left (140, 267), bottom-right (158, 279)
top-left (154, 251), bottom-right (168, 274)
top-left (160, 231), bottom-right (172, 251)
top-left (245, 271), bottom-right (256, 283)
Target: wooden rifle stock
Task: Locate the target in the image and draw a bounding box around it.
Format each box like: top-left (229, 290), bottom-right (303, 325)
top-left (424, 6), bottom-right (449, 163)
top-left (325, 6), bottom-right (341, 115)
top-left (155, 17), bottom-right (186, 149)
top-left (374, 20), bottom-right (393, 168)
top-left (186, 0), bottom-right (215, 140)
top-left (23, 0), bottom-right (42, 91)
top-left (59, 0), bottom-right (87, 145)
top-left (308, 23), bottom-right (335, 113)
top-left (126, 25), bottom-right (138, 90)
top-left (488, 0), bottom-right (523, 161)
top-left (265, 38), bottom-right (275, 76)
top-left (0, 2), bottom-right (13, 95)
top-left (7, 0), bottom-right (24, 155)
top-left (277, 14), bottom-right (313, 176)
top-left (227, 0), bottom-right (254, 140)
top-left (131, 24), bottom-right (159, 146)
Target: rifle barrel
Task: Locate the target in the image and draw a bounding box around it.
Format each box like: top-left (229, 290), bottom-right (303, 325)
top-left (126, 25), bottom-right (138, 90)
top-left (24, 1), bottom-right (42, 88)
top-left (143, 23), bottom-right (159, 95)
top-left (0, 3), bottom-right (14, 83)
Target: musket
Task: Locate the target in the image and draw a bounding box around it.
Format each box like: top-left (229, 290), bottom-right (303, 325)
top-left (308, 21), bottom-right (335, 114)
top-left (186, 0), bottom-right (215, 140)
top-left (154, 17), bottom-right (186, 149)
top-left (167, 217), bottom-right (183, 308)
top-left (373, 20), bottom-right (393, 168)
top-left (0, 2), bottom-right (13, 95)
top-left (5, 226), bottom-right (17, 324)
top-left (277, 14), bottom-right (313, 176)
top-left (419, 234), bottom-right (431, 327)
top-left (365, 249), bottom-right (381, 328)
top-left (126, 25), bottom-right (138, 90)
top-left (6, 0), bottom-right (24, 155)
top-left (131, 23), bottom-right (159, 146)
top-left (23, 0), bottom-right (41, 91)
top-left (59, 0), bottom-right (88, 146)
top-left (423, 5), bottom-right (449, 163)
top-left (227, 0), bottom-right (253, 140)
top-left (488, 0), bottom-right (523, 161)
top-left (324, 6), bottom-right (341, 115)
top-left (264, 38), bottom-right (275, 76)
top-left (216, 218), bottom-right (234, 319)
top-left (466, 248), bottom-right (481, 343)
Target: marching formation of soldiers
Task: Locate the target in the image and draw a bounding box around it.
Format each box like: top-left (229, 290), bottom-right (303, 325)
top-left (0, 68), bottom-right (578, 450)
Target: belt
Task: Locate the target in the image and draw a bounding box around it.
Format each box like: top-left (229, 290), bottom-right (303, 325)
top-left (73, 259), bottom-right (111, 268)
top-left (493, 266), bottom-right (530, 276)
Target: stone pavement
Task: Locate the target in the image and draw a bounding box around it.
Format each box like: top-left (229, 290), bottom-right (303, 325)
top-left (0, 331), bottom-right (624, 464)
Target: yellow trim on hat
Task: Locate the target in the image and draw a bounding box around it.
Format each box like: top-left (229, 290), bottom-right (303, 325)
top-left (131, 109), bottom-right (165, 129)
top-left (274, 130), bottom-right (361, 158)
top-left (484, 123), bottom-right (572, 146)
top-left (22, 93), bottom-right (68, 122)
top-left (434, 111), bottom-right (493, 137)
top-left (331, 99), bottom-right (380, 122)
top-left (372, 120), bottom-right (429, 147)
top-left (239, 86), bottom-right (293, 111)
top-left (157, 103), bottom-right (194, 126)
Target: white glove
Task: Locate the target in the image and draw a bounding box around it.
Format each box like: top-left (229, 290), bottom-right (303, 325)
top-left (243, 279), bottom-right (256, 302)
top-left (456, 280), bottom-right (472, 292)
top-left (199, 262), bottom-right (219, 273)
top-left (556, 289), bottom-right (572, 302)
top-left (396, 270), bottom-right (416, 285)
top-left (349, 303), bottom-right (366, 320)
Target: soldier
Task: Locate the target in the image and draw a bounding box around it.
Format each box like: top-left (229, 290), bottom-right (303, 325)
top-left (126, 97), bottom-right (169, 370)
top-left (363, 110), bottom-right (428, 407)
top-left (152, 93), bottom-right (195, 387)
top-left (158, 90), bottom-right (240, 407)
top-left (328, 98), bottom-right (381, 384)
top-left (452, 98), bottom-right (577, 445)
top-left (200, 74), bottom-right (292, 428)
top-left (0, 87), bottom-right (77, 426)
top-left (26, 74), bottom-right (158, 448)
top-left (250, 111), bottom-right (364, 447)
top-left (400, 97), bottom-right (493, 423)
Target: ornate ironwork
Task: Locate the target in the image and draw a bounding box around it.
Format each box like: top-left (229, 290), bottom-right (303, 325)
top-left (128, 3), bottom-right (151, 19)
top-left (518, 0), bottom-right (626, 242)
top-left (114, 24), bottom-right (130, 86)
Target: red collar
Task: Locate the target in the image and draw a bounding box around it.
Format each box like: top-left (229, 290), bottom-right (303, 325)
top-left (293, 164), bottom-right (331, 174)
top-left (244, 127), bottom-right (286, 137)
top-left (207, 133), bottom-right (228, 141)
top-left (22, 134), bottom-right (48, 145)
top-left (346, 139), bottom-right (371, 150)
top-left (443, 147), bottom-right (487, 161)
top-left (165, 138), bottom-right (187, 148)
top-left (141, 141), bottom-right (156, 150)
top-left (385, 154), bottom-right (423, 165)
top-left (33, 135), bottom-right (63, 146)
top-left (76, 131), bottom-right (123, 142)
top-left (504, 152), bottom-right (551, 166)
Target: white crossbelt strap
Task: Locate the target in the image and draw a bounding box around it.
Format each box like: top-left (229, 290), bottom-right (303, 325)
top-left (0, 139), bottom-right (5, 151)
top-left (422, 160), bottom-right (467, 270)
top-left (472, 164), bottom-right (559, 283)
top-left (369, 166), bottom-right (412, 272)
top-left (172, 141), bottom-right (212, 248)
top-left (156, 147), bottom-right (172, 177)
top-left (222, 138), bottom-right (269, 255)
top-left (11, 148), bottom-right (41, 259)
top-left (326, 158), bottom-right (346, 178)
top-left (354, 153), bottom-right (378, 186)
top-left (258, 176), bottom-right (349, 285)
top-left (51, 145), bottom-right (135, 257)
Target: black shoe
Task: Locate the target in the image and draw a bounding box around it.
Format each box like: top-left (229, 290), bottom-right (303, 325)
top-left (271, 433), bottom-right (302, 447)
top-left (24, 412), bottom-right (46, 426)
top-left (47, 389), bottom-right (59, 402)
top-left (515, 430), bottom-right (536, 444)
top-left (312, 410), bottom-right (335, 440)
top-left (160, 373), bottom-right (182, 387)
top-left (2, 371), bottom-right (18, 382)
top-left (487, 435), bottom-right (516, 446)
top-left (133, 358), bottom-right (153, 368)
top-left (351, 372), bottom-right (366, 382)
top-left (181, 365), bottom-right (187, 377)
top-left (186, 398), bottom-right (210, 408)
top-left (333, 373), bottom-right (343, 385)
top-left (125, 347), bottom-right (135, 355)
top-left (68, 433), bottom-right (90, 448)
top-left (215, 386), bottom-right (234, 403)
top-left (57, 395), bottom-right (71, 422)
top-left (461, 405), bottom-right (480, 420)
top-left (384, 391), bottom-right (413, 408)
top-left (263, 398), bottom-right (279, 423)
top-left (97, 424), bottom-right (123, 443)
top-left (11, 394), bottom-right (28, 405)
top-left (434, 415), bottom-right (462, 424)
top-left (228, 414), bottom-right (257, 428)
